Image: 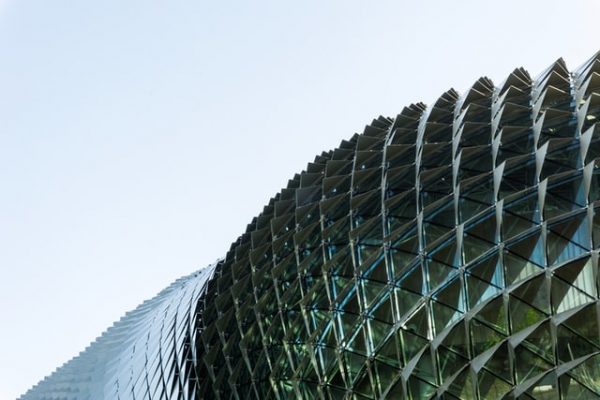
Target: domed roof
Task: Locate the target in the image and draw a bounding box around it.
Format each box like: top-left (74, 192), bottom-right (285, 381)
top-left (21, 51), bottom-right (600, 400)
top-left (196, 51), bottom-right (600, 399)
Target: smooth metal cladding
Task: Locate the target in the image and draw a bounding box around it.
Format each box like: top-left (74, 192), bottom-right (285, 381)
top-left (21, 51), bottom-right (600, 399)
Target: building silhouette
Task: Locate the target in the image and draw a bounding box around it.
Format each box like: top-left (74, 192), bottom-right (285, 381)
top-left (21, 51), bottom-right (600, 399)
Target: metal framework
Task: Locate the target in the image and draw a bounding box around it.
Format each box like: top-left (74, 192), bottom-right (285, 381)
top-left (20, 267), bottom-right (216, 399)
top-left (21, 51), bottom-right (600, 399)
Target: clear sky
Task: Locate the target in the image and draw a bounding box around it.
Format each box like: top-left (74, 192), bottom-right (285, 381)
top-left (1, 0), bottom-right (599, 398)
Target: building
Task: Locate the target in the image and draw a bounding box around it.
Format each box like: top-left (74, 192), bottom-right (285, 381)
top-left (20, 267), bottom-right (216, 399)
top-left (21, 51), bottom-right (600, 399)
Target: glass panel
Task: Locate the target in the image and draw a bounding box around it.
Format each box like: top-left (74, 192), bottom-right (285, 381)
top-left (471, 319), bottom-right (505, 357)
top-left (511, 273), bottom-right (550, 315)
top-left (551, 276), bottom-right (594, 314)
top-left (413, 347), bottom-right (437, 385)
top-left (556, 325), bottom-right (598, 363)
top-left (505, 230), bottom-right (545, 268)
top-left (476, 295), bottom-right (509, 335)
top-left (464, 233), bottom-right (495, 265)
top-left (467, 274), bottom-right (501, 310)
top-left (367, 318), bottom-right (390, 355)
top-left (509, 296), bottom-right (547, 333)
top-left (434, 277), bottom-right (466, 313)
top-left (553, 257), bottom-right (596, 298)
top-left (467, 251), bottom-right (504, 287)
top-left (372, 360), bottom-right (400, 398)
top-left (477, 369), bottom-right (512, 399)
top-left (343, 351), bottom-right (366, 384)
top-left (568, 354), bottom-right (600, 395)
top-left (560, 374), bottom-right (598, 399)
top-left (393, 286), bottom-right (422, 321)
top-left (437, 346), bottom-right (468, 383)
top-left (401, 329), bottom-right (429, 364)
top-left (446, 367), bottom-right (477, 399)
top-left (441, 320), bottom-right (469, 357)
top-left (375, 331), bottom-right (401, 369)
top-left (561, 304), bottom-right (600, 348)
top-left (371, 293), bottom-right (394, 325)
top-left (547, 219), bottom-right (589, 267)
top-left (484, 342), bottom-right (512, 383)
top-left (523, 321), bottom-right (554, 363)
top-left (504, 249), bottom-right (544, 287)
top-left (404, 305), bottom-right (431, 339)
top-left (427, 260), bottom-right (459, 292)
top-left (514, 345), bottom-right (552, 384)
top-left (432, 300), bottom-right (463, 335)
top-left (525, 370), bottom-right (559, 399)
top-left (389, 249), bottom-right (420, 281)
top-left (407, 375), bottom-right (437, 399)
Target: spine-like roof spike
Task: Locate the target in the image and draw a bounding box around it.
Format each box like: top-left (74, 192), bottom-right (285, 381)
top-left (20, 51), bottom-right (600, 400)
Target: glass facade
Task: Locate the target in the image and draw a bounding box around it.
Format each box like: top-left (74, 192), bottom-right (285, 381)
top-left (19, 266), bottom-right (216, 400)
top-left (20, 51), bottom-right (600, 399)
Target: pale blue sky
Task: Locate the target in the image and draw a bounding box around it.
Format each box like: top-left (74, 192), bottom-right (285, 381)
top-left (1, 0), bottom-right (599, 398)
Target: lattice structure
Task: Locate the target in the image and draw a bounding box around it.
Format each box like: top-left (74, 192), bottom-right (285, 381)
top-left (21, 51), bottom-right (600, 399)
top-left (19, 266), bottom-right (216, 400)
top-left (196, 52), bottom-right (600, 399)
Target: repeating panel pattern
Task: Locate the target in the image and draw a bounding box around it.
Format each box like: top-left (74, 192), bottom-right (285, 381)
top-left (20, 266), bottom-right (216, 400)
top-left (20, 51), bottom-right (600, 400)
top-left (196, 52), bottom-right (600, 399)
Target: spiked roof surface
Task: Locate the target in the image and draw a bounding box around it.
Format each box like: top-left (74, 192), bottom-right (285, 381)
top-left (196, 52), bottom-right (600, 399)
top-left (21, 51), bottom-right (600, 400)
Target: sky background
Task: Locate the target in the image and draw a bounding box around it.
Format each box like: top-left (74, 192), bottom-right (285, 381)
top-left (1, 0), bottom-right (599, 398)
